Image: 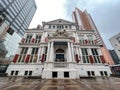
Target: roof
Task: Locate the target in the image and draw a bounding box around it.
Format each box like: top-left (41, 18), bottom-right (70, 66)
top-left (42, 18), bottom-right (76, 25)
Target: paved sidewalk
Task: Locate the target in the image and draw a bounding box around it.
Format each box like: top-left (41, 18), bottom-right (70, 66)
top-left (0, 77), bottom-right (120, 90)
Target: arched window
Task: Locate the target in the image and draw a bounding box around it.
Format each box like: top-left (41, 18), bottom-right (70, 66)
top-left (55, 49), bottom-right (64, 53)
top-left (55, 49), bottom-right (65, 62)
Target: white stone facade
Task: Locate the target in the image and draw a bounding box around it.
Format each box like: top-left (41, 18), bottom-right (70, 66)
top-left (6, 19), bottom-right (112, 79)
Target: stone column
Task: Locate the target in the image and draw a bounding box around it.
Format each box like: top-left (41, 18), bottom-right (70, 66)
top-left (49, 42), bottom-right (54, 62)
top-left (98, 48), bottom-right (102, 55)
top-left (46, 42), bottom-right (51, 62)
top-left (68, 42), bottom-right (72, 62)
top-left (88, 48), bottom-right (94, 63)
top-left (98, 48), bottom-right (103, 63)
top-left (71, 43), bottom-right (75, 62)
top-left (31, 33), bottom-right (36, 43)
top-left (37, 47), bottom-right (42, 63)
top-left (40, 47), bottom-right (45, 62)
top-left (41, 32), bottom-right (45, 42)
top-left (75, 32), bottom-right (79, 43)
top-left (76, 47), bottom-right (79, 55)
top-left (75, 46), bottom-right (80, 63)
top-left (27, 47), bottom-right (32, 54)
top-left (88, 48), bottom-right (92, 55)
top-left (78, 47), bottom-right (83, 63)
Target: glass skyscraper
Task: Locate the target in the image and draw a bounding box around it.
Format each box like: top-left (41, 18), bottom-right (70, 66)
top-left (0, 0), bottom-right (37, 36)
top-left (0, 0), bottom-right (37, 57)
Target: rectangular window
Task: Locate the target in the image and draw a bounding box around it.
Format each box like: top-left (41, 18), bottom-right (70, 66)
top-left (15, 71), bottom-right (19, 76)
top-left (100, 71), bottom-right (104, 76)
top-left (24, 71), bottom-right (28, 75)
top-left (79, 35), bottom-right (84, 45)
top-left (18, 54), bottom-right (26, 62)
top-left (31, 48), bottom-right (38, 63)
top-left (45, 46), bottom-right (48, 54)
top-left (62, 25), bottom-right (64, 29)
top-left (69, 25), bottom-right (71, 29)
top-left (25, 34), bottom-right (32, 43)
top-left (49, 25), bottom-right (51, 29)
top-left (64, 72), bottom-right (69, 78)
top-left (57, 25), bottom-right (59, 29)
top-left (33, 54), bottom-right (37, 63)
top-left (29, 71), bottom-right (32, 76)
top-left (35, 35), bottom-right (41, 43)
top-left (87, 71), bottom-right (91, 76)
top-left (52, 72), bottom-right (57, 78)
top-left (31, 48), bottom-right (38, 54)
top-left (116, 36), bottom-right (120, 43)
top-left (7, 28), bottom-right (14, 35)
top-left (29, 55), bottom-right (33, 63)
top-left (20, 47), bottom-right (28, 54)
top-left (87, 35), bottom-right (94, 45)
top-left (104, 71), bottom-right (108, 76)
top-left (65, 26), bottom-right (68, 29)
top-left (91, 71), bottom-right (95, 76)
top-left (53, 25), bottom-right (55, 28)
top-left (10, 71), bottom-right (14, 75)
top-left (81, 48), bottom-right (90, 63)
top-left (91, 48), bottom-right (101, 63)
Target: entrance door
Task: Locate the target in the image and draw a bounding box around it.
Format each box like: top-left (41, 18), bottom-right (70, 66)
top-left (56, 54), bottom-right (64, 62)
top-left (52, 72), bottom-right (57, 78)
top-left (55, 49), bottom-right (65, 62)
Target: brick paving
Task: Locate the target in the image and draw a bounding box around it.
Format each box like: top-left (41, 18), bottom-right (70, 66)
top-left (0, 77), bottom-right (120, 90)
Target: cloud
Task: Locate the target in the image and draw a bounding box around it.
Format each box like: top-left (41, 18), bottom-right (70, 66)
top-left (64, 0), bottom-right (120, 49)
top-left (29, 0), bottom-right (66, 28)
top-left (89, 1), bottom-right (120, 49)
top-left (29, 0), bottom-right (120, 49)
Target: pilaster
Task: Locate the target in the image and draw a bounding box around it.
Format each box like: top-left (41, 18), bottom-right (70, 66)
top-left (68, 42), bottom-right (72, 62)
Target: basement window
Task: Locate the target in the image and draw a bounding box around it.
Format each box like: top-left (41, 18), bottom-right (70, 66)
top-left (24, 71), bottom-right (28, 76)
top-left (91, 71), bottom-right (95, 76)
top-left (100, 71), bottom-right (104, 76)
top-left (87, 71), bottom-right (91, 76)
top-left (10, 71), bottom-right (14, 75)
top-left (29, 71), bottom-right (32, 76)
top-left (64, 72), bottom-right (69, 78)
top-left (15, 71), bottom-right (19, 76)
top-left (52, 72), bottom-right (57, 78)
top-left (104, 71), bottom-right (108, 76)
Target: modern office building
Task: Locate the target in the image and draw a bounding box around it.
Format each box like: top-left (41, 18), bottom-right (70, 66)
top-left (72, 8), bottom-right (114, 65)
top-left (0, 0), bottom-right (37, 36)
top-left (6, 17), bottom-right (112, 79)
top-left (109, 33), bottom-right (120, 61)
top-left (0, 40), bottom-right (7, 58)
top-left (0, 0), bottom-right (37, 57)
top-left (109, 50), bottom-right (120, 64)
top-left (0, 22), bottom-right (8, 57)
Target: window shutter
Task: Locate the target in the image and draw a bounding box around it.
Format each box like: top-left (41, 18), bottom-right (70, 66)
top-left (13, 54), bottom-right (19, 63)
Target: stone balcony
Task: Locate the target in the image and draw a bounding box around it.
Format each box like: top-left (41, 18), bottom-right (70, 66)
top-left (53, 62), bottom-right (68, 68)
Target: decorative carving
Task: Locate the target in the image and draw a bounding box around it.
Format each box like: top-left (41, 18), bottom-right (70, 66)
top-left (53, 29), bottom-right (68, 37)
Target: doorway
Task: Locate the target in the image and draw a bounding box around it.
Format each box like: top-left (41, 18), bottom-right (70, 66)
top-left (55, 49), bottom-right (65, 62)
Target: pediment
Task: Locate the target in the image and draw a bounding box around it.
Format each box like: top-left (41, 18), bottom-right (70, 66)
top-left (42, 19), bottom-right (75, 25)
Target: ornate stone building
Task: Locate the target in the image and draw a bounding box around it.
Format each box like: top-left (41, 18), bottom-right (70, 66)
top-left (6, 8), bottom-right (113, 79)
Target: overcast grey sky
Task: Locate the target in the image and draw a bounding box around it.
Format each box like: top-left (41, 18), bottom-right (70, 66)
top-left (29, 0), bottom-right (120, 49)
